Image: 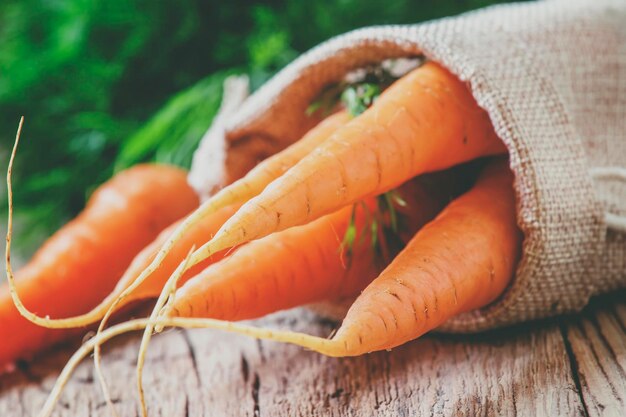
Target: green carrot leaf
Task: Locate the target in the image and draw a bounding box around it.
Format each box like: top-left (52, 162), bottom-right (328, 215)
top-left (341, 83), bottom-right (381, 117)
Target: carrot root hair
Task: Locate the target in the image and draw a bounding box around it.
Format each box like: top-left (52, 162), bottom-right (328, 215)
top-left (2, 117), bottom-right (98, 328)
top-left (134, 247), bottom-right (196, 417)
top-left (39, 316), bottom-right (332, 417)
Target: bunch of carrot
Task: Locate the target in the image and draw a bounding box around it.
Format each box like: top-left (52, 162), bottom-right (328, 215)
top-left (3, 60), bottom-right (522, 417)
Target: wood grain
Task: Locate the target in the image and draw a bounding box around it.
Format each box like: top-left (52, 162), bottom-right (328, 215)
top-left (564, 294), bottom-right (626, 417)
top-left (0, 304), bottom-right (603, 417)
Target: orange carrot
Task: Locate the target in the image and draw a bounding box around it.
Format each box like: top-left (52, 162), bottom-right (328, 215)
top-left (161, 62), bottom-right (507, 291)
top-left (0, 163), bottom-right (198, 368)
top-left (172, 203), bottom-right (378, 320)
top-left (323, 158), bottom-right (521, 355)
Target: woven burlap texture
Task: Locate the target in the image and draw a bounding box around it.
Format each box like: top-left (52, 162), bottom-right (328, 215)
top-left (190, 0), bottom-right (626, 332)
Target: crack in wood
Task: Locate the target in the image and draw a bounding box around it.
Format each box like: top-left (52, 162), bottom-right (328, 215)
top-left (611, 304), bottom-right (626, 333)
top-left (181, 330), bottom-right (201, 385)
top-left (578, 321), bottom-right (622, 401)
top-left (588, 315), bottom-right (626, 380)
top-left (95, 398), bottom-right (121, 409)
top-left (252, 372), bottom-right (261, 417)
top-left (256, 339), bottom-right (266, 364)
top-left (560, 323), bottom-right (591, 417)
top-left (329, 387), bottom-right (343, 399)
top-left (241, 354), bottom-right (250, 383)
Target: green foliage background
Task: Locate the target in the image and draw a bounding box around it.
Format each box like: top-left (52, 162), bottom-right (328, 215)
top-left (0, 0), bottom-right (512, 252)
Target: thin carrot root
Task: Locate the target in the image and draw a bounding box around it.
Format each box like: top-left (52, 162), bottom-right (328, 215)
top-left (91, 246), bottom-right (195, 417)
top-left (38, 319), bottom-right (152, 417)
top-left (4, 117), bottom-right (55, 328)
top-left (90, 205), bottom-right (239, 415)
top-left (135, 248), bottom-right (195, 417)
top-left (4, 118), bottom-right (114, 328)
top-left (85, 199), bottom-right (241, 417)
top-left (92, 249), bottom-right (191, 417)
top-left (89, 208), bottom-right (240, 414)
top-left (37, 317), bottom-right (337, 417)
top-left (5, 118), bottom-right (32, 323)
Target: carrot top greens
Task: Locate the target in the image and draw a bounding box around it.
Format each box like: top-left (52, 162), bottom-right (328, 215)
top-left (326, 58), bottom-right (423, 261)
top-left (341, 84), bottom-right (381, 117)
top-left (339, 189), bottom-right (408, 267)
top-left (306, 57), bottom-right (424, 117)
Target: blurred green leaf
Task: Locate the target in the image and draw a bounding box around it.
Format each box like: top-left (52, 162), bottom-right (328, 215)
top-left (115, 70), bottom-right (236, 170)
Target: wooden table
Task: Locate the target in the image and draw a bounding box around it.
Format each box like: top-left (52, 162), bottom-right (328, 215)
top-left (0, 293), bottom-right (624, 417)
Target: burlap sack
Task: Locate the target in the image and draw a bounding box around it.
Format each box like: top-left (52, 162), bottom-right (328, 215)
top-left (189, 0), bottom-right (626, 332)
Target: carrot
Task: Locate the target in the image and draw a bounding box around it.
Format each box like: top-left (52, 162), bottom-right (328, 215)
top-left (1, 159), bottom-right (199, 368)
top-left (171, 204), bottom-right (376, 320)
top-left (20, 203), bottom-right (237, 338)
top-left (156, 61), bottom-right (507, 300)
top-left (321, 158), bottom-right (522, 355)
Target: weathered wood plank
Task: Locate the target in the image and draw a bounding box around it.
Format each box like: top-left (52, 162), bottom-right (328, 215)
top-left (564, 294), bottom-right (626, 417)
top-left (0, 307), bottom-right (587, 417)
